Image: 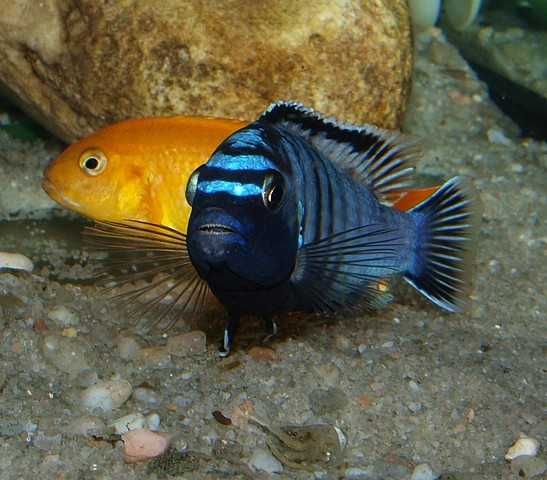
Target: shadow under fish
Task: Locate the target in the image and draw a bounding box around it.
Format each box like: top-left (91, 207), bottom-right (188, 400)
top-left (86, 102), bottom-right (477, 355)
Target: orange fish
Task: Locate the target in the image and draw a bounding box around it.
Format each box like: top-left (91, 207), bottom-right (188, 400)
top-left (42, 116), bottom-right (247, 231)
top-left (42, 115), bottom-right (439, 231)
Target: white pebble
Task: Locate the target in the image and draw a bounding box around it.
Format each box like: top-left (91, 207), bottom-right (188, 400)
top-left (145, 413), bottom-right (161, 431)
top-left (110, 413), bottom-right (146, 435)
top-left (411, 463), bottom-right (437, 480)
top-left (81, 378), bottom-right (132, 413)
top-left (0, 252), bottom-right (33, 272)
top-left (47, 305), bottom-right (79, 326)
top-left (505, 435), bottom-right (540, 460)
top-left (248, 448), bottom-right (283, 474)
top-left (487, 128), bottom-right (512, 146)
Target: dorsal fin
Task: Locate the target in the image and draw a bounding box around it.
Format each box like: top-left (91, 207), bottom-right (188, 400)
top-left (259, 101), bottom-right (420, 203)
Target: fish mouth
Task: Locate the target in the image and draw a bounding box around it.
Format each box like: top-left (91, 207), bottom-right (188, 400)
top-left (198, 223), bottom-right (237, 235)
top-left (41, 177), bottom-right (55, 194)
top-left (41, 177), bottom-right (82, 210)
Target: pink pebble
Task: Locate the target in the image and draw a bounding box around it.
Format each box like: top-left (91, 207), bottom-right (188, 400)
top-left (122, 429), bottom-right (170, 463)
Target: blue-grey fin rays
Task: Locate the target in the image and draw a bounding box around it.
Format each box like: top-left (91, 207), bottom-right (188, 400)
top-left (405, 176), bottom-right (477, 312)
top-left (259, 101), bottom-right (420, 204)
top-left (290, 223), bottom-right (404, 313)
top-left (83, 219), bottom-right (210, 330)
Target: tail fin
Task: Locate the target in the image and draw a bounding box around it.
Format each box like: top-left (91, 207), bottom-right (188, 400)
top-left (405, 177), bottom-right (477, 312)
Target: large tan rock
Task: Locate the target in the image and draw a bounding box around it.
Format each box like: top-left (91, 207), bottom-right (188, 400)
top-left (0, 0), bottom-right (412, 142)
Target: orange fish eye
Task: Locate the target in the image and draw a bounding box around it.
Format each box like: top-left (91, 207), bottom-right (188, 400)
top-left (79, 149), bottom-right (108, 176)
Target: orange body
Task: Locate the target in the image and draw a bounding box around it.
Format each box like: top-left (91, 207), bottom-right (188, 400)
top-left (43, 115), bottom-right (438, 231)
top-left (43, 116), bottom-right (247, 231)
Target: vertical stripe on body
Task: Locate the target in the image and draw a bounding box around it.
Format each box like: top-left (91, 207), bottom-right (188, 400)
top-left (283, 131), bottom-right (416, 309)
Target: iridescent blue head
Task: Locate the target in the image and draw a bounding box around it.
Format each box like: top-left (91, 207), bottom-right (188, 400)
top-left (186, 124), bottom-right (299, 294)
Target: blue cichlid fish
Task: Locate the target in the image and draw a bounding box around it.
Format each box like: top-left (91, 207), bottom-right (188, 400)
top-left (184, 102), bottom-right (476, 355)
top-left (88, 102), bottom-right (476, 356)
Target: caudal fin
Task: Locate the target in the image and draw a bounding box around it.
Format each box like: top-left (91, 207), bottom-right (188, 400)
top-left (405, 177), bottom-right (477, 312)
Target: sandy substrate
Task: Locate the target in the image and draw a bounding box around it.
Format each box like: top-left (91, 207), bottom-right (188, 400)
top-left (0, 30), bottom-right (545, 479)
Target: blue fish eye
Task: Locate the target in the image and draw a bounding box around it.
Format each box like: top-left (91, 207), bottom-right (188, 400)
top-left (262, 172), bottom-right (285, 211)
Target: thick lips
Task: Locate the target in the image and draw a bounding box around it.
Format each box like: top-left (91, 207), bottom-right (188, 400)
top-left (41, 176), bottom-right (82, 210)
top-left (198, 223), bottom-right (236, 235)
top-left (41, 176), bottom-right (53, 192)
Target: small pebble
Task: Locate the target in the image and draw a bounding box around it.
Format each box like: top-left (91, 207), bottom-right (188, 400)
top-left (409, 380), bottom-right (421, 393)
top-left (47, 305), bottom-right (79, 327)
top-left (145, 413), bottom-right (161, 431)
top-left (313, 363), bottom-right (341, 387)
top-left (248, 448), bottom-right (283, 474)
top-left (42, 335), bottom-right (91, 375)
top-left (505, 435), bottom-right (540, 460)
top-left (410, 463), bottom-right (437, 480)
top-left (248, 346), bottom-right (278, 362)
top-left (344, 467), bottom-right (375, 479)
top-left (65, 416), bottom-right (106, 437)
top-left (81, 378), bottom-right (132, 413)
top-left (133, 386), bottom-right (162, 408)
top-left (110, 413), bottom-right (146, 435)
top-left (61, 327), bottom-right (78, 338)
top-left (487, 128), bottom-right (512, 146)
top-left (0, 252), bottom-right (33, 272)
top-left (137, 347), bottom-right (171, 368)
top-left (116, 336), bottom-right (140, 360)
top-left (167, 331), bottom-right (207, 356)
top-left (122, 429), bottom-right (171, 463)
top-left (334, 335), bottom-right (352, 352)
top-left (510, 455), bottom-right (547, 478)
top-left (171, 436), bottom-right (188, 453)
top-left (173, 396), bottom-right (193, 409)
top-left (408, 402), bottom-right (423, 414)
top-left (356, 394), bottom-right (375, 409)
